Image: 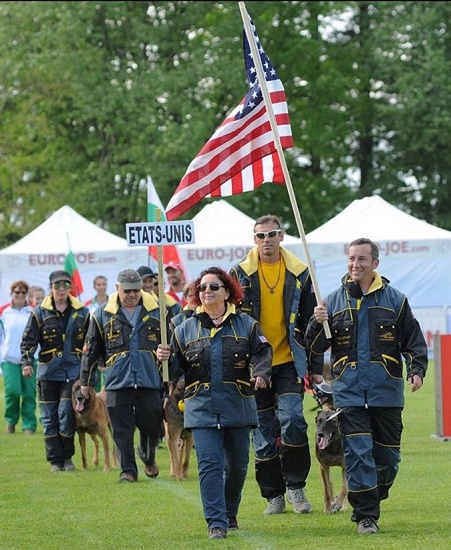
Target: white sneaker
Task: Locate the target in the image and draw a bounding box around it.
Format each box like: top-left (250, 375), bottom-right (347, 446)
top-left (287, 488), bottom-right (312, 513)
top-left (263, 495), bottom-right (286, 515)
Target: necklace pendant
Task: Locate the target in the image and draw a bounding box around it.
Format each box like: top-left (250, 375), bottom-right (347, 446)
top-left (270, 288), bottom-right (275, 294)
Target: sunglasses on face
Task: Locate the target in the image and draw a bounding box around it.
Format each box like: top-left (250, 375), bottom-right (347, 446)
top-left (197, 283), bottom-right (225, 293)
top-left (123, 288), bottom-right (141, 295)
top-left (53, 282), bottom-right (71, 290)
top-left (254, 229), bottom-right (282, 239)
top-left (13, 290), bottom-right (27, 295)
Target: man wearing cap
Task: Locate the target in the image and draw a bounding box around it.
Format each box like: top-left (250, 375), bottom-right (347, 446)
top-left (21, 270), bottom-right (90, 472)
top-left (165, 262), bottom-right (187, 307)
top-left (79, 269), bottom-right (170, 483)
top-left (137, 265), bottom-right (182, 321)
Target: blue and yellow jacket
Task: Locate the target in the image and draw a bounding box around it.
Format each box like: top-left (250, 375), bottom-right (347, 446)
top-left (20, 295), bottom-right (89, 381)
top-left (80, 291), bottom-right (163, 391)
top-left (172, 304), bottom-right (273, 429)
top-left (305, 272), bottom-right (428, 408)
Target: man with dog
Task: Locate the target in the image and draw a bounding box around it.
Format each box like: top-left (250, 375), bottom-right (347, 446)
top-left (305, 237), bottom-right (428, 534)
top-left (229, 214), bottom-right (324, 516)
top-left (80, 268), bottom-right (167, 483)
top-left (21, 270), bottom-right (90, 471)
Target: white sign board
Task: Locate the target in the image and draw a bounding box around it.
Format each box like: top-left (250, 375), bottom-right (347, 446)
top-left (126, 221), bottom-right (195, 246)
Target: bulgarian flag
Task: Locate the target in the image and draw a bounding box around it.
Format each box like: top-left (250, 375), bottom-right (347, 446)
top-left (147, 176), bottom-right (188, 275)
top-left (63, 250), bottom-right (84, 297)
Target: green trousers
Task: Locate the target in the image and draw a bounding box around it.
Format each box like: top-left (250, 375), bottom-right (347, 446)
top-left (2, 361), bottom-right (37, 432)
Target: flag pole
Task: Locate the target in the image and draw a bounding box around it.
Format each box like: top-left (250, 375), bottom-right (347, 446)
top-left (155, 208), bottom-right (169, 382)
top-left (238, 2), bottom-right (331, 338)
top-left (65, 232), bottom-right (82, 299)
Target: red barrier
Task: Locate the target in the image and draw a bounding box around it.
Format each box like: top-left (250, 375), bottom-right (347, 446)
top-left (433, 334), bottom-right (451, 440)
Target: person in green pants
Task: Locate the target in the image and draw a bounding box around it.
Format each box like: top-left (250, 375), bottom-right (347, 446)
top-left (0, 280), bottom-right (37, 434)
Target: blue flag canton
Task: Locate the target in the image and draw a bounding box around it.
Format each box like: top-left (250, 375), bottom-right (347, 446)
top-left (237, 21), bottom-right (279, 120)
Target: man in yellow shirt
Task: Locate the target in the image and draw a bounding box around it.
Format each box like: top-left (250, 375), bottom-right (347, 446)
top-left (230, 214), bottom-right (323, 516)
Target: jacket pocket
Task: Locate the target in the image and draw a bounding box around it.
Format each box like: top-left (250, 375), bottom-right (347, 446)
top-left (373, 321), bottom-right (399, 359)
top-left (105, 329), bottom-right (124, 352)
top-left (222, 337), bottom-right (250, 373)
top-left (331, 319), bottom-right (353, 354)
top-left (331, 355), bottom-right (350, 380)
top-left (381, 353), bottom-right (403, 378)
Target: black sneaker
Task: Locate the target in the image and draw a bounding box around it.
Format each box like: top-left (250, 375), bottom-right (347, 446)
top-left (357, 517), bottom-right (379, 534)
top-left (228, 516), bottom-right (238, 530)
top-left (208, 527), bottom-right (227, 539)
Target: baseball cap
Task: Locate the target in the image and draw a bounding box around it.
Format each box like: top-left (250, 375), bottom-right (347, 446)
top-left (49, 270), bottom-right (72, 285)
top-left (136, 265), bottom-right (156, 279)
top-left (164, 262), bottom-right (182, 272)
top-left (117, 269), bottom-right (142, 290)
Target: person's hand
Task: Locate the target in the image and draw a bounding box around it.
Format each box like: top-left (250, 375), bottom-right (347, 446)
top-left (21, 364), bottom-right (33, 378)
top-left (408, 374), bottom-right (423, 392)
top-left (252, 376), bottom-right (268, 390)
top-left (80, 385), bottom-right (91, 399)
top-left (157, 344), bottom-right (171, 362)
top-left (313, 301), bottom-right (328, 324)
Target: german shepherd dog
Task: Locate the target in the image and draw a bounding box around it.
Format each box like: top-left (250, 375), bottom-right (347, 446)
top-left (313, 382), bottom-right (348, 513)
top-left (72, 379), bottom-right (118, 472)
top-left (163, 377), bottom-right (193, 481)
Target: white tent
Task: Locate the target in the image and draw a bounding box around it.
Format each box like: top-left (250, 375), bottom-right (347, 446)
top-left (306, 195), bottom-right (451, 310)
top-left (178, 200), bottom-right (305, 278)
top-left (0, 205), bottom-right (151, 304)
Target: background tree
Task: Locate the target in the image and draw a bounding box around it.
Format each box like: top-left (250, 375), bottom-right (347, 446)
top-left (0, 1), bottom-right (449, 248)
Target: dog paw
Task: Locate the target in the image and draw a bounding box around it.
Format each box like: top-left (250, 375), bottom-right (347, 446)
top-left (331, 500), bottom-right (347, 513)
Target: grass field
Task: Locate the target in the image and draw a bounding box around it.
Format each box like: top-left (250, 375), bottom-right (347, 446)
top-left (0, 363), bottom-right (449, 550)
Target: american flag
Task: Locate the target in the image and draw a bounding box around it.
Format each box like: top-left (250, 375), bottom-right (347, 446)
top-left (165, 17), bottom-right (293, 221)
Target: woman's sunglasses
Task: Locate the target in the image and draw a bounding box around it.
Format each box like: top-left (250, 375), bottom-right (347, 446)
top-left (197, 283), bottom-right (225, 293)
top-left (53, 282), bottom-right (71, 290)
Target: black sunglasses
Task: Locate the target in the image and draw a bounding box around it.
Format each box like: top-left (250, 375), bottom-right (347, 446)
top-left (123, 288), bottom-right (141, 294)
top-left (13, 290), bottom-right (27, 295)
top-left (197, 283), bottom-right (225, 293)
top-left (254, 229), bottom-right (282, 239)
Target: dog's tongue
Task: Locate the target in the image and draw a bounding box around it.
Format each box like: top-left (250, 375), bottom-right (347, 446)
top-left (318, 433), bottom-right (332, 450)
top-left (76, 400), bottom-right (85, 412)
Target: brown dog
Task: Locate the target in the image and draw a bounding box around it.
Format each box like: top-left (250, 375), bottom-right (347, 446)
top-left (163, 377), bottom-right (193, 481)
top-left (315, 407), bottom-right (348, 513)
top-left (72, 379), bottom-right (117, 472)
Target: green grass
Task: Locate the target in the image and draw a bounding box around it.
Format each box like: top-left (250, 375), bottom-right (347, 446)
top-left (0, 362), bottom-right (449, 550)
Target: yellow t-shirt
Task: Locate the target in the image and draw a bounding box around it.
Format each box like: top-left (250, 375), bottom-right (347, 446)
top-left (258, 259), bottom-right (291, 366)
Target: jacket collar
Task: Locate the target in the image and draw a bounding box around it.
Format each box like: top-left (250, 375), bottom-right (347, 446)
top-left (41, 294), bottom-right (84, 312)
top-left (104, 290), bottom-right (159, 315)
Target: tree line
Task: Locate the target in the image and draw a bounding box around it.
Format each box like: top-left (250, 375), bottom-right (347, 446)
top-left (0, 1), bottom-right (449, 247)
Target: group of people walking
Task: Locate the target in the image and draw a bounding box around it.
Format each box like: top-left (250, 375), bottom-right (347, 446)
top-left (1, 213), bottom-right (428, 541)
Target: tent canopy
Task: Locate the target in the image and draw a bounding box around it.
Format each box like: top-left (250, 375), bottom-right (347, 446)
top-left (307, 195), bottom-right (451, 243)
top-left (0, 205), bottom-right (128, 253)
top-left (306, 196), bottom-right (451, 309)
top-left (0, 205), bottom-right (150, 304)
